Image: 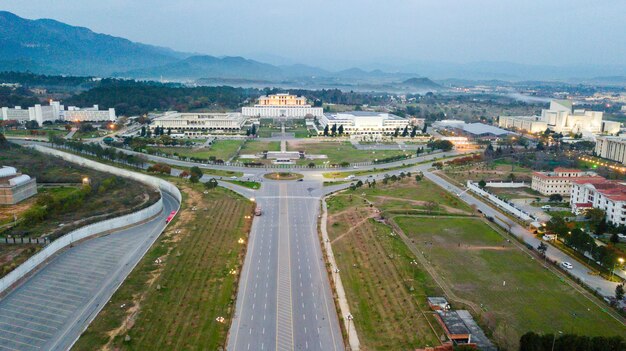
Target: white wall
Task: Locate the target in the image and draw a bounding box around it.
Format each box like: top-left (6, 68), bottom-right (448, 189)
top-left (467, 181), bottom-right (535, 221)
top-left (0, 145), bottom-right (182, 295)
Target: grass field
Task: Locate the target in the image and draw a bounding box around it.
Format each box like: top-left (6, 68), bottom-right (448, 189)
top-left (326, 196), bottom-right (444, 350)
top-left (238, 140), bottom-right (281, 154)
top-left (73, 184), bottom-right (254, 350)
top-left (395, 217), bottom-right (626, 350)
top-left (288, 140), bottom-right (409, 165)
top-left (3, 128), bottom-right (66, 139)
top-left (444, 158), bottom-right (533, 184)
top-left (223, 179), bottom-right (261, 189)
top-left (151, 140), bottom-right (244, 161)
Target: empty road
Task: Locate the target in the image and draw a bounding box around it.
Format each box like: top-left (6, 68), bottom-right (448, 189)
top-left (0, 193), bottom-right (178, 351)
top-left (227, 181), bottom-right (343, 351)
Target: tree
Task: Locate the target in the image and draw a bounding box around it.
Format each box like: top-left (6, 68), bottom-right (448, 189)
top-left (189, 166), bottom-right (203, 179)
top-left (424, 201), bottom-right (439, 213)
top-left (205, 178), bottom-right (218, 189)
top-left (410, 126), bottom-right (417, 138)
top-left (25, 120), bottom-right (39, 130)
top-left (331, 124), bottom-right (337, 136)
top-left (537, 242), bottom-right (548, 256)
top-left (549, 194), bottom-right (563, 203)
top-left (251, 124), bottom-right (257, 135)
top-left (167, 128), bottom-right (172, 135)
top-left (140, 126), bottom-right (146, 137)
top-left (308, 162), bottom-right (315, 168)
top-left (393, 128), bottom-right (399, 137)
top-left (401, 125), bottom-right (409, 137)
top-left (0, 133), bottom-right (7, 149)
top-left (610, 233), bottom-right (619, 244)
top-left (323, 125), bottom-right (329, 136)
top-left (422, 123), bottom-right (428, 134)
top-left (616, 283), bottom-right (625, 301)
top-left (536, 141), bottom-right (545, 151)
top-left (338, 124), bottom-right (344, 135)
top-left (478, 179), bottom-right (487, 189)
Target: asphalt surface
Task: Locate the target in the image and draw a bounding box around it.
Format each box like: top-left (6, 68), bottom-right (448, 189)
top-left (227, 181), bottom-right (343, 351)
top-left (0, 192), bottom-right (178, 351)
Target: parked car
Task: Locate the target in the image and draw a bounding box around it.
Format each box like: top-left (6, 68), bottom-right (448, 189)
top-left (541, 205), bottom-right (551, 210)
top-left (561, 261), bottom-right (573, 269)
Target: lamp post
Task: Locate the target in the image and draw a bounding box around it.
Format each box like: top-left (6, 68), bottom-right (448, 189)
top-left (346, 314), bottom-right (353, 340)
top-left (612, 258), bottom-right (625, 281)
top-left (551, 331), bottom-right (563, 351)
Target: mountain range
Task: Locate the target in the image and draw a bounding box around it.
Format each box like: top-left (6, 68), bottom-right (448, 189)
top-left (0, 11), bottom-right (443, 90)
top-left (1, 11), bottom-right (624, 86)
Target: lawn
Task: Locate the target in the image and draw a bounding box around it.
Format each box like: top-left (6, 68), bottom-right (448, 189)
top-left (395, 217), bottom-right (626, 350)
top-left (238, 140), bottom-right (281, 154)
top-left (288, 140), bottom-right (409, 165)
top-left (223, 179), bottom-right (261, 189)
top-left (326, 196), bottom-right (444, 350)
top-left (444, 158), bottom-right (533, 185)
top-left (151, 140), bottom-right (244, 162)
top-left (3, 128), bottom-right (66, 139)
top-left (73, 184), bottom-right (254, 350)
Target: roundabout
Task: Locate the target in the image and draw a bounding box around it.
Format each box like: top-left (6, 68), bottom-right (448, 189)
top-left (263, 172), bottom-right (304, 181)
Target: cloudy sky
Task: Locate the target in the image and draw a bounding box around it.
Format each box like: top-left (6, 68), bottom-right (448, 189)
top-left (3, 0), bottom-right (625, 70)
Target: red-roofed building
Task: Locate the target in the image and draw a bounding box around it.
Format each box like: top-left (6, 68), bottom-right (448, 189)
top-left (531, 168), bottom-right (601, 196)
top-left (570, 177), bottom-right (626, 224)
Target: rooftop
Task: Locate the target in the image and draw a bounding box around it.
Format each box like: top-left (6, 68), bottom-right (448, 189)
top-left (325, 111), bottom-right (405, 120)
top-left (461, 123), bottom-right (512, 136)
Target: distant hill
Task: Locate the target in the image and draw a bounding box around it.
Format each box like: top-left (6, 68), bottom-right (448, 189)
top-left (400, 77), bottom-right (441, 89)
top-left (120, 55), bottom-right (287, 80)
top-left (0, 11), bottom-right (188, 76)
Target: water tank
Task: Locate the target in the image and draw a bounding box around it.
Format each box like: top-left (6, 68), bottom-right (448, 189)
top-left (9, 175), bottom-right (31, 186)
top-left (0, 166), bottom-right (17, 178)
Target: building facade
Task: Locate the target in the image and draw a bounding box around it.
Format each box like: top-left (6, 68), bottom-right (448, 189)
top-left (63, 105), bottom-right (116, 122)
top-left (499, 100), bottom-right (618, 135)
top-left (1, 100), bottom-right (115, 124)
top-left (570, 177), bottom-right (626, 225)
top-left (0, 166), bottom-right (37, 205)
top-left (150, 111), bottom-right (247, 137)
top-left (318, 111), bottom-right (410, 137)
top-left (595, 136), bottom-right (626, 164)
top-left (531, 168), bottom-right (602, 196)
top-left (242, 93), bottom-right (323, 118)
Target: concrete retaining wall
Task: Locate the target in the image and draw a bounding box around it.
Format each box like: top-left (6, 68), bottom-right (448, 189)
top-left (485, 181), bottom-right (528, 188)
top-left (0, 145), bottom-right (182, 295)
top-left (467, 181), bottom-right (535, 221)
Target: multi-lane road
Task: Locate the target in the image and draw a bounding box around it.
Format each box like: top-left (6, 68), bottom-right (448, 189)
top-left (227, 181), bottom-right (343, 351)
top-left (0, 192), bottom-right (178, 351)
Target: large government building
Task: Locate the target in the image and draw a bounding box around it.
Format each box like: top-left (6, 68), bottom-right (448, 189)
top-left (595, 136), bottom-right (626, 164)
top-left (150, 111), bottom-right (248, 137)
top-left (1, 100), bottom-right (116, 124)
top-left (242, 93), bottom-right (323, 119)
top-left (498, 100), bottom-right (620, 135)
top-left (318, 111), bottom-right (410, 137)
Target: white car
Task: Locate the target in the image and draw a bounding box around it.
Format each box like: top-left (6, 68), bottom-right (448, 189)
top-left (541, 205), bottom-right (551, 210)
top-left (230, 176), bottom-right (238, 179)
top-left (561, 261), bottom-right (573, 269)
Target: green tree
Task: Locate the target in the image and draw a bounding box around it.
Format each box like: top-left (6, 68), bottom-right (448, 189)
top-left (338, 124), bottom-right (344, 135)
top-left (616, 283), bottom-right (625, 300)
top-left (189, 166), bottom-right (203, 179)
top-left (478, 179), bottom-right (487, 188)
top-left (331, 124), bottom-right (337, 136)
top-left (401, 125), bottom-right (409, 137)
top-left (549, 194), bottom-right (563, 202)
top-left (323, 125), bottom-right (329, 136)
top-left (204, 178), bottom-right (218, 189)
top-left (537, 242), bottom-right (548, 256)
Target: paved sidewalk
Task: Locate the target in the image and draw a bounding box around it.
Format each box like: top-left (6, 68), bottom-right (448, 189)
top-left (321, 197), bottom-right (360, 351)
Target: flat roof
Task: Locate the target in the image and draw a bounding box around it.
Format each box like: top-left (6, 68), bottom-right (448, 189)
top-left (461, 123), bottom-right (513, 136)
top-left (436, 310), bottom-right (470, 336)
top-left (325, 111), bottom-right (405, 120)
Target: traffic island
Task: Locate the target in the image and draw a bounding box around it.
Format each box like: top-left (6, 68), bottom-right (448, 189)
top-left (263, 172), bottom-right (304, 181)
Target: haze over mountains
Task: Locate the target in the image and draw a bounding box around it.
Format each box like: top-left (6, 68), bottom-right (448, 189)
top-left (1, 11), bottom-right (625, 86)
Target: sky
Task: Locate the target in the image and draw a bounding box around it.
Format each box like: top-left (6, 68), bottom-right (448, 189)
top-left (3, 0), bottom-right (626, 70)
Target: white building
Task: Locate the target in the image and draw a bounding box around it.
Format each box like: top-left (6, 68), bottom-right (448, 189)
top-left (318, 111), bottom-right (410, 137)
top-left (570, 177), bottom-right (626, 225)
top-left (242, 93), bottom-right (323, 119)
top-left (0, 166), bottom-right (37, 205)
top-left (531, 168), bottom-right (602, 196)
top-left (63, 105), bottom-right (116, 122)
top-left (1, 106), bottom-right (30, 123)
top-left (499, 100), bottom-right (619, 135)
top-left (1, 100), bottom-right (115, 124)
top-left (595, 136), bottom-right (626, 164)
top-left (150, 111), bottom-right (247, 137)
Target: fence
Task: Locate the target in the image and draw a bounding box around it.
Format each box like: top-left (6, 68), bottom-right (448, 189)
top-left (484, 181), bottom-right (528, 188)
top-left (0, 145), bottom-right (182, 295)
top-left (467, 180), bottom-right (536, 222)
top-left (0, 237), bottom-right (49, 245)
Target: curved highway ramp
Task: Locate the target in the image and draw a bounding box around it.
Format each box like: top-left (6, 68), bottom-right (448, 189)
top-left (0, 193), bottom-right (178, 351)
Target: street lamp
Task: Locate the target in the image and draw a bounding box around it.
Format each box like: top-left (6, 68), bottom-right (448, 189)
top-left (346, 314), bottom-right (354, 338)
top-left (551, 331), bottom-right (563, 351)
top-left (610, 258), bottom-right (624, 281)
